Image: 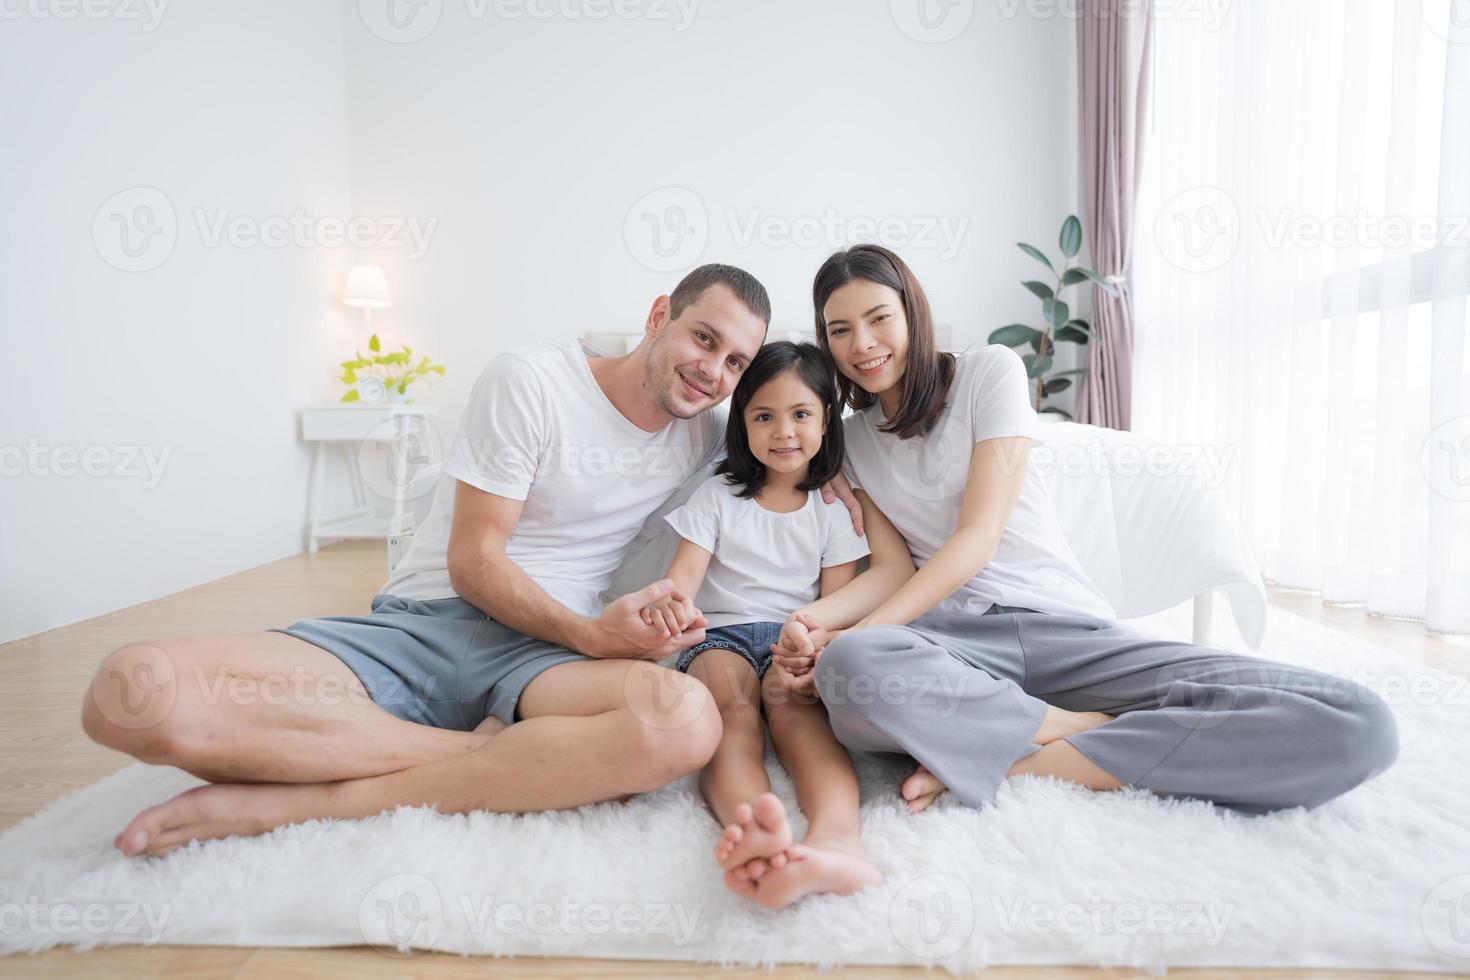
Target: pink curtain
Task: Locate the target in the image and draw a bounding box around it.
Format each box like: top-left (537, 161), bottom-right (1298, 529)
top-left (1074, 0), bottom-right (1153, 430)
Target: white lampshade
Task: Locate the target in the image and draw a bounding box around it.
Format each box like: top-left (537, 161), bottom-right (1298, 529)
top-left (343, 264), bottom-right (391, 309)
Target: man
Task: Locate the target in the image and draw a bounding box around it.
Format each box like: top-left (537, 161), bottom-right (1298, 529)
top-left (84, 264), bottom-right (857, 857)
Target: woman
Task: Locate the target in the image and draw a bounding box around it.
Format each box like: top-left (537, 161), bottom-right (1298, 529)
top-left (776, 243), bottom-right (1398, 815)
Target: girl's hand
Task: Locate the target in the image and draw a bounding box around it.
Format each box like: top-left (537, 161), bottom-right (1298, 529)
top-left (640, 592), bottom-right (695, 638)
top-left (771, 658), bottom-right (817, 697)
top-left (770, 613), bottom-right (843, 675)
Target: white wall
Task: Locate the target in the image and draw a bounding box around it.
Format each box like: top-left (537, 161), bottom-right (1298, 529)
top-left (0, 0), bottom-right (1079, 642)
top-left (340, 0), bottom-right (1083, 443)
top-left (0, 1), bottom-right (353, 643)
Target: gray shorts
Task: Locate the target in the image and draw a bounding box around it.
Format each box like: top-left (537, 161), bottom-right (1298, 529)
top-left (272, 593), bottom-right (588, 731)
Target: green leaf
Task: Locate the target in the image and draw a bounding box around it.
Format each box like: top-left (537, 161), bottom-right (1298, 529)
top-left (397, 380), bottom-right (408, 394)
top-left (1080, 268), bottom-right (1120, 296)
top-left (1059, 215), bottom-right (1082, 258)
top-left (1044, 298), bottom-right (1070, 331)
top-left (1060, 268), bottom-right (1089, 286)
top-left (1023, 280), bottom-right (1054, 301)
top-left (988, 324), bottom-right (1040, 347)
top-left (1053, 368), bottom-right (1088, 376)
top-left (1056, 325), bottom-right (1090, 344)
top-left (339, 368), bottom-right (357, 384)
top-left (431, 365), bottom-right (446, 375)
top-left (1044, 377), bottom-right (1073, 394)
top-left (1022, 353), bottom-right (1053, 378)
top-left (341, 388), bottom-right (360, 403)
top-left (1064, 318), bottom-right (1092, 335)
top-left (1039, 405), bottom-right (1074, 419)
top-left (1017, 243), bottom-right (1055, 274)
top-left (368, 333), bottom-right (381, 353)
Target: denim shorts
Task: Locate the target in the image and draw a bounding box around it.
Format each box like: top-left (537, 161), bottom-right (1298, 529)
top-left (674, 621), bottom-right (784, 679)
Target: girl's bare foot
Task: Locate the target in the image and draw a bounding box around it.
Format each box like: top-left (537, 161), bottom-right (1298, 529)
top-left (713, 792), bottom-right (792, 873)
top-left (739, 836), bottom-right (882, 909)
top-left (900, 765), bottom-right (947, 813)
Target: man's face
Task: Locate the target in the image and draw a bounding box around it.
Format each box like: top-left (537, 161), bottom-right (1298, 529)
top-left (645, 283), bottom-right (766, 419)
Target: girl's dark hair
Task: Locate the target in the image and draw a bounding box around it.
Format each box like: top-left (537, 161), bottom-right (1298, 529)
top-left (714, 341), bottom-right (846, 499)
top-left (812, 243), bottom-right (955, 440)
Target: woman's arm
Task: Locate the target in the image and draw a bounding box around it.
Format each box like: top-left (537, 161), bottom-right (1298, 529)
top-left (792, 490), bottom-right (915, 629)
top-left (852, 435), bottom-right (1030, 629)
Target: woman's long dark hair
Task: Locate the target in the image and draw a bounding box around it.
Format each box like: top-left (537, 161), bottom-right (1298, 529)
top-left (714, 341), bottom-right (845, 499)
top-left (812, 244), bottom-right (955, 440)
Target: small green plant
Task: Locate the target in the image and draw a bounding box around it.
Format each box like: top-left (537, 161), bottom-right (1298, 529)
top-left (339, 333), bottom-right (445, 403)
top-left (988, 215), bottom-right (1120, 419)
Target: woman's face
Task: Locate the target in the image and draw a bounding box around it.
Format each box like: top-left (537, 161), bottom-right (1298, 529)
top-left (821, 278), bottom-right (909, 398)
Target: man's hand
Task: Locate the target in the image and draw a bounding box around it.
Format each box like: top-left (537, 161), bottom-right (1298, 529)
top-left (585, 580), bottom-right (707, 660)
top-left (820, 472), bottom-right (864, 537)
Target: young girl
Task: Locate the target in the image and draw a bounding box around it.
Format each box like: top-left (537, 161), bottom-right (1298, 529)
top-left (641, 341), bottom-right (914, 909)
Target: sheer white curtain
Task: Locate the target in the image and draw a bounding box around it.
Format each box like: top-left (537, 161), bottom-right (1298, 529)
top-left (1133, 0), bottom-right (1470, 634)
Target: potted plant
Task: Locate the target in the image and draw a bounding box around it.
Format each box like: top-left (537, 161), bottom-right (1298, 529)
top-left (988, 215), bottom-right (1121, 419)
top-left (339, 333), bottom-right (446, 404)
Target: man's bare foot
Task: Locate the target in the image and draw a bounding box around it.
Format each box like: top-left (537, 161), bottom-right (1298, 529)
top-left (713, 792), bottom-right (792, 873)
top-left (735, 836), bottom-right (882, 909)
top-left (113, 782), bottom-right (322, 858)
top-left (900, 765), bottom-right (947, 814)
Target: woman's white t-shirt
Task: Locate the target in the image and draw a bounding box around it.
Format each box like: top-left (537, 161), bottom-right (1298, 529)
top-left (841, 344), bottom-right (1115, 621)
top-left (664, 474), bottom-right (871, 629)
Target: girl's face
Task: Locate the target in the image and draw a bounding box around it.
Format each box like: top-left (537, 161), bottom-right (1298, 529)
top-left (821, 278), bottom-right (910, 398)
top-left (742, 369), bottom-right (827, 479)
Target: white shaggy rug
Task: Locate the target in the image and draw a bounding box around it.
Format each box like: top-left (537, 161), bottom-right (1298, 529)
top-left (3, 602), bottom-right (1468, 973)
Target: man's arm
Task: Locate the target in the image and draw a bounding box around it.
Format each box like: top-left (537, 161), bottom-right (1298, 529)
top-left (446, 481), bottom-right (706, 659)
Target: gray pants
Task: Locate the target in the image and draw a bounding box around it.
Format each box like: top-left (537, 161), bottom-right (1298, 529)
top-left (813, 605), bottom-right (1399, 814)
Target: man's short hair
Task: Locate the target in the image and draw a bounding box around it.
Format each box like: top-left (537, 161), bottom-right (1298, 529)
top-left (668, 263), bottom-right (772, 326)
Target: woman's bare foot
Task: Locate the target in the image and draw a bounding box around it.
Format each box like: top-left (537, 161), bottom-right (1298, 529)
top-left (728, 836), bottom-right (882, 909)
top-left (900, 765), bottom-right (947, 814)
top-left (113, 781), bottom-right (326, 858)
top-left (713, 792), bottom-right (792, 873)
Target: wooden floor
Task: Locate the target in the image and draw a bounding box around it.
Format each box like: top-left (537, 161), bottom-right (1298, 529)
top-left (1, 541), bottom-right (1462, 979)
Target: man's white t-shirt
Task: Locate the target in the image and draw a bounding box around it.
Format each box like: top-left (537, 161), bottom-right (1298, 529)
top-left (383, 341), bottom-right (725, 618)
top-left (841, 344), bottom-right (1115, 621)
top-left (664, 474), bottom-right (871, 629)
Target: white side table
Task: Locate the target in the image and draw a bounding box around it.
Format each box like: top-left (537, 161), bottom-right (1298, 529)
top-left (301, 405), bottom-right (440, 552)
